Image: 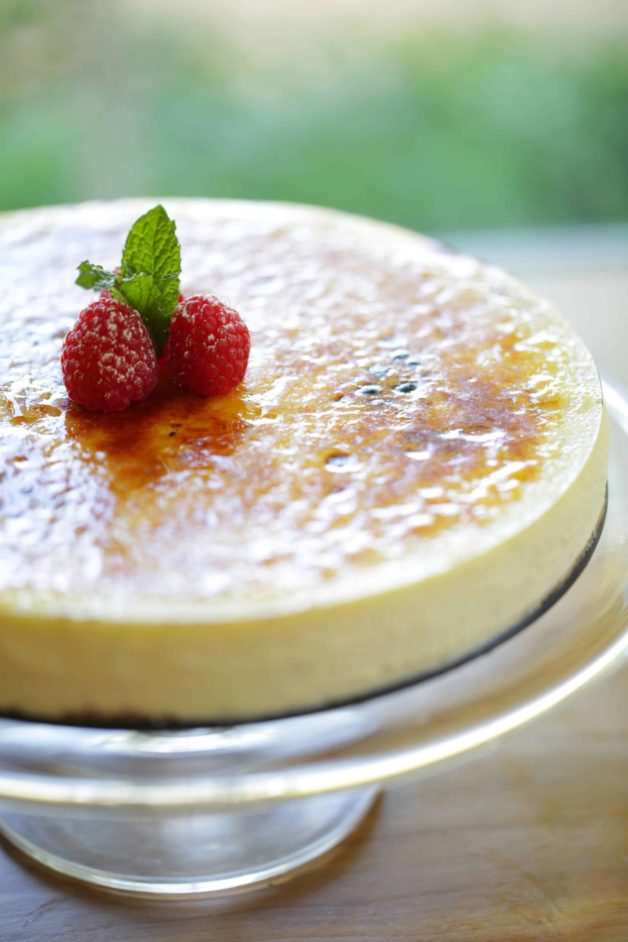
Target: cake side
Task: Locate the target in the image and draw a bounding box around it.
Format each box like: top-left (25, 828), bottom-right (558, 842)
top-left (0, 415), bottom-right (607, 723)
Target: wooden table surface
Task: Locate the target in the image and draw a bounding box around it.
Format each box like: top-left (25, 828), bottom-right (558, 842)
top-left (2, 242), bottom-right (627, 942)
top-left (1, 662), bottom-right (626, 942)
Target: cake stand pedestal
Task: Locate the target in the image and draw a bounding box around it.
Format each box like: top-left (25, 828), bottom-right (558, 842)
top-left (0, 788), bottom-right (377, 897)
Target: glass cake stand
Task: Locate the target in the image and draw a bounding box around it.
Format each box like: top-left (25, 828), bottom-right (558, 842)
top-left (0, 379), bottom-right (626, 899)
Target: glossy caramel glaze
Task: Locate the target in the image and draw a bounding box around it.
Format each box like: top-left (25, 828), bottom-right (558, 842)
top-left (0, 201), bottom-right (596, 609)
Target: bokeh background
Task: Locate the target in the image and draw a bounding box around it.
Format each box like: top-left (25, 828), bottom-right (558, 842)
top-left (3, 0), bottom-right (628, 229)
top-left (2, 0), bottom-right (627, 375)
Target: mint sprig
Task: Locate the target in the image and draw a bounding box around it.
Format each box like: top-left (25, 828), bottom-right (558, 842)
top-left (76, 261), bottom-right (117, 292)
top-left (75, 205), bottom-right (181, 354)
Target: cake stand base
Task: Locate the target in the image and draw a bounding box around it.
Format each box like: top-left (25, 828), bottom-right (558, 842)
top-left (0, 787), bottom-right (377, 897)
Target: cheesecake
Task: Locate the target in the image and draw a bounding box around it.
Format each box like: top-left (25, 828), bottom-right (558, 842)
top-left (0, 200), bottom-right (608, 724)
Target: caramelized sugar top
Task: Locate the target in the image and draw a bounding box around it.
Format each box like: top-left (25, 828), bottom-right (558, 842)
top-left (0, 202), bottom-right (579, 606)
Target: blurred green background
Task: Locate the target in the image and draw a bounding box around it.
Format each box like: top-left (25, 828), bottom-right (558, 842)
top-left (1, 0), bottom-right (627, 233)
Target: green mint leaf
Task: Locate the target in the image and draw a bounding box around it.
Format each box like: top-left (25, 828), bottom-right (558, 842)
top-left (76, 261), bottom-right (116, 291)
top-left (155, 270), bottom-right (181, 319)
top-left (121, 204), bottom-right (181, 303)
top-left (116, 272), bottom-right (155, 316)
top-left (119, 205), bottom-right (181, 352)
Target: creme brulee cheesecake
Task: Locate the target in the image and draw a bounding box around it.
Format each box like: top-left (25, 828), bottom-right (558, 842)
top-left (0, 199), bottom-right (607, 723)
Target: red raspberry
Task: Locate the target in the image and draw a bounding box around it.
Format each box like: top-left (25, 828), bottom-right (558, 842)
top-left (62, 297), bottom-right (158, 411)
top-left (168, 295), bottom-right (250, 396)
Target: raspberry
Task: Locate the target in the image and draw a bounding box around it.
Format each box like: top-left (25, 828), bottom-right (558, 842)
top-left (168, 295), bottom-right (250, 396)
top-left (62, 297), bottom-right (158, 411)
